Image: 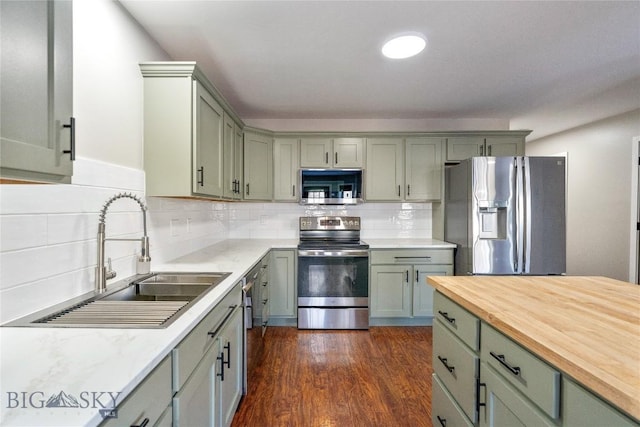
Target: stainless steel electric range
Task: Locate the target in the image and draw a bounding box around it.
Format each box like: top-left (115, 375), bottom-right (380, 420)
top-left (297, 216), bottom-right (369, 329)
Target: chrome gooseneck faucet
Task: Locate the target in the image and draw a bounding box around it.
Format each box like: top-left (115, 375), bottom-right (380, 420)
top-left (96, 192), bottom-right (151, 293)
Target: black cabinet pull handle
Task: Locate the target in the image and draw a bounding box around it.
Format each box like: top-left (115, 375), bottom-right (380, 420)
top-left (217, 352), bottom-right (225, 381)
top-left (436, 415), bottom-right (447, 427)
top-left (477, 379), bottom-right (487, 410)
top-left (131, 418), bottom-right (149, 427)
top-left (246, 183), bottom-right (250, 195)
top-left (437, 355), bottom-right (455, 373)
top-left (407, 184), bottom-right (411, 196)
top-left (292, 184), bottom-right (295, 197)
top-left (405, 270), bottom-right (409, 283)
top-left (325, 152), bottom-right (329, 164)
top-left (224, 342), bottom-right (231, 368)
top-left (490, 351), bottom-right (521, 376)
top-left (62, 117), bottom-right (76, 161)
top-left (398, 185), bottom-right (401, 197)
top-left (438, 310), bottom-right (456, 325)
top-left (197, 167), bottom-right (204, 186)
top-left (415, 270), bottom-right (419, 283)
top-left (335, 152), bottom-right (338, 164)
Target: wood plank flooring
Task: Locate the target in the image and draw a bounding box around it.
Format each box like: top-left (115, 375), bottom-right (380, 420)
top-left (232, 326), bottom-right (433, 427)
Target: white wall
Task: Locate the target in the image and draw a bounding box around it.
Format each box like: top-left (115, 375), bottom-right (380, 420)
top-left (524, 109), bottom-right (640, 281)
top-left (0, 0), bottom-right (178, 324)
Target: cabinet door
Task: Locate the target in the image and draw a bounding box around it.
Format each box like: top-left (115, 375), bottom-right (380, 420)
top-left (365, 138), bottom-right (404, 201)
top-left (269, 250), bottom-right (296, 317)
top-left (334, 138), bottom-right (364, 167)
top-left (218, 308), bottom-right (243, 427)
top-left (173, 340), bottom-right (218, 427)
top-left (405, 137), bottom-right (442, 201)
top-left (233, 122), bottom-right (244, 200)
top-left (300, 138), bottom-right (332, 167)
top-left (244, 131), bottom-right (273, 200)
top-left (370, 265), bottom-right (411, 317)
top-left (479, 363), bottom-right (554, 427)
top-left (446, 137), bottom-right (485, 161)
top-left (273, 139), bottom-right (299, 201)
top-left (0, 0), bottom-right (73, 182)
top-left (193, 81), bottom-right (224, 197)
top-left (485, 137), bottom-right (524, 157)
top-left (222, 114), bottom-right (236, 199)
top-left (562, 378), bottom-right (637, 427)
top-left (413, 265), bottom-right (451, 317)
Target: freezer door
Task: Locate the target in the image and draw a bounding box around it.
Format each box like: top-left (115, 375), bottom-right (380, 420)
top-left (523, 157), bottom-right (566, 274)
top-left (471, 157), bottom-right (518, 274)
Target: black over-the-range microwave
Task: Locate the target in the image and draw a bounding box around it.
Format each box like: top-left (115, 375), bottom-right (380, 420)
top-left (299, 169), bottom-right (364, 205)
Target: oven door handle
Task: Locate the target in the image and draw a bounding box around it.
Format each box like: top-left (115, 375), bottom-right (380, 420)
top-left (298, 249), bottom-right (369, 257)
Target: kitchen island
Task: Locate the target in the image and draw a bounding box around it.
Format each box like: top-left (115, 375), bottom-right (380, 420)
top-left (428, 275), bottom-right (640, 425)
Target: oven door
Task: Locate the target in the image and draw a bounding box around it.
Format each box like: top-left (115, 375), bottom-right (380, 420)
top-left (297, 249), bottom-right (369, 307)
top-left (297, 249), bottom-right (369, 329)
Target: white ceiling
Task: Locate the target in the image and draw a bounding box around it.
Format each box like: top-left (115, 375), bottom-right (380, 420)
top-left (119, 1), bottom-right (640, 139)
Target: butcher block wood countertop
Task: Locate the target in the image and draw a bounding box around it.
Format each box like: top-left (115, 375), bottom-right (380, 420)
top-left (428, 275), bottom-right (640, 421)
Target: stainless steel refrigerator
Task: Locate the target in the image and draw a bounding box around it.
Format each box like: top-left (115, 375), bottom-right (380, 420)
top-left (445, 157), bottom-right (566, 275)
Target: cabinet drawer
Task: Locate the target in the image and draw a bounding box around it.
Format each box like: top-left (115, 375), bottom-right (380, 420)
top-left (434, 292), bottom-right (480, 351)
top-left (433, 320), bottom-right (479, 423)
top-left (173, 284), bottom-right (242, 392)
top-left (481, 324), bottom-right (560, 420)
top-left (432, 373), bottom-right (473, 427)
top-left (100, 356), bottom-right (172, 427)
top-left (370, 249), bottom-right (453, 265)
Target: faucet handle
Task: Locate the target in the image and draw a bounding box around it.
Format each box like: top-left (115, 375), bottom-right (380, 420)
top-left (106, 257), bottom-right (117, 280)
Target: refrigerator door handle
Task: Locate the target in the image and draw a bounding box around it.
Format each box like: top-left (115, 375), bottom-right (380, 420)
top-left (515, 158), bottom-right (525, 273)
top-left (523, 157), bottom-right (533, 274)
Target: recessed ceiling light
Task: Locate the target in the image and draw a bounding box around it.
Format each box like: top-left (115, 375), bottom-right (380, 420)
top-left (382, 34), bottom-right (427, 59)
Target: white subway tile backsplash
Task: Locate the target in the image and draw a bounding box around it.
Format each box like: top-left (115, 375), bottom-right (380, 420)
top-left (0, 157), bottom-right (435, 324)
top-left (0, 215), bottom-right (48, 251)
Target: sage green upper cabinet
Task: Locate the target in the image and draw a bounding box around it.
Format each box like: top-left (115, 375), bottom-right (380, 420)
top-left (485, 136), bottom-right (525, 157)
top-left (365, 138), bottom-right (403, 201)
top-left (0, 0), bottom-right (74, 183)
top-left (405, 137), bottom-right (443, 201)
top-left (223, 114), bottom-right (243, 199)
top-left (273, 138), bottom-right (299, 201)
top-left (300, 137), bottom-right (364, 168)
top-left (446, 134), bottom-right (525, 162)
top-left (141, 62), bottom-right (225, 198)
top-left (244, 131), bottom-right (273, 200)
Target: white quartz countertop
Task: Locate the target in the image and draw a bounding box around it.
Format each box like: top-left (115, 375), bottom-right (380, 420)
top-left (0, 237), bottom-right (450, 426)
top-left (365, 238), bottom-right (455, 249)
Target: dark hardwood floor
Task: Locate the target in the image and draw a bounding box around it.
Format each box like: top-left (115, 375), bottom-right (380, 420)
top-left (232, 326), bottom-right (433, 427)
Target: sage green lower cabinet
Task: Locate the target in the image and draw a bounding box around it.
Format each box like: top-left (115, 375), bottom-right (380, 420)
top-left (562, 379), bottom-right (638, 427)
top-left (370, 249), bottom-right (453, 323)
top-left (432, 373), bottom-right (474, 427)
top-left (480, 363), bottom-right (555, 427)
top-left (100, 356), bottom-right (172, 427)
top-left (252, 255), bottom-right (270, 334)
top-left (432, 290), bottom-right (638, 427)
top-left (269, 249), bottom-right (297, 322)
top-left (172, 284), bottom-right (243, 427)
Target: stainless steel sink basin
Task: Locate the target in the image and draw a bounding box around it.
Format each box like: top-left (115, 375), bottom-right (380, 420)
top-left (5, 272), bottom-right (231, 328)
top-left (102, 273), bottom-right (228, 302)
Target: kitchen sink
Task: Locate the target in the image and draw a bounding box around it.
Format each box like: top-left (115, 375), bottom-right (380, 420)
top-left (5, 272), bottom-right (231, 328)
